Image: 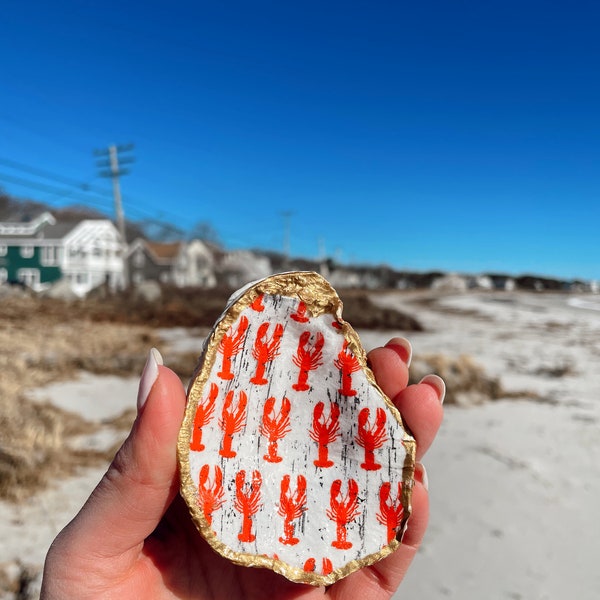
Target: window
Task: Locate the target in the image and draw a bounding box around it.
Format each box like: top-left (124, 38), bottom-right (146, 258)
top-left (0, 245), bottom-right (7, 257)
top-left (69, 246), bottom-right (84, 258)
top-left (41, 246), bottom-right (60, 266)
top-left (20, 245), bottom-right (34, 259)
top-left (17, 268), bottom-right (40, 287)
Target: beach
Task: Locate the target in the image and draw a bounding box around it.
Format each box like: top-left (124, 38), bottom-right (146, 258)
top-left (1, 289), bottom-right (599, 599)
top-left (385, 291), bottom-right (600, 599)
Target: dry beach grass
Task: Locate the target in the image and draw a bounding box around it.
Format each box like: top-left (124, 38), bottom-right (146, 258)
top-left (0, 293), bottom-right (156, 502)
top-left (0, 287), bottom-right (530, 503)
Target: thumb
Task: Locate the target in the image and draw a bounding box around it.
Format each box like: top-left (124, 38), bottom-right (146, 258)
top-left (60, 348), bottom-right (187, 560)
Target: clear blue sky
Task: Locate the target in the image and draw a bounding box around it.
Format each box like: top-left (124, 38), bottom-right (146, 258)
top-left (1, 1), bottom-right (599, 280)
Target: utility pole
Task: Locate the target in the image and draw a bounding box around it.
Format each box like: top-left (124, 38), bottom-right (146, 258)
top-left (318, 236), bottom-right (329, 277)
top-left (94, 143), bottom-right (134, 289)
top-left (318, 237), bottom-right (326, 261)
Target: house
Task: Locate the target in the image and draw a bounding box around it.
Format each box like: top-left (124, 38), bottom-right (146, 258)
top-left (327, 267), bottom-right (362, 289)
top-left (127, 238), bottom-right (217, 288)
top-left (467, 274), bottom-right (494, 290)
top-left (0, 211), bottom-right (124, 295)
top-left (216, 249), bottom-right (272, 289)
top-left (487, 274), bottom-right (516, 291)
top-left (431, 273), bottom-right (469, 292)
top-left (0, 211), bottom-right (60, 289)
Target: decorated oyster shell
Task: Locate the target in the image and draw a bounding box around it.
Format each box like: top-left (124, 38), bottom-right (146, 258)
top-left (178, 271), bottom-right (416, 586)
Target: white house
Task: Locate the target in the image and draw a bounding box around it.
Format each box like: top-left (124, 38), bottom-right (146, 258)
top-left (217, 250), bottom-right (272, 289)
top-left (431, 273), bottom-right (469, 292)
top-left (56, 220), bottom-right (125, 295)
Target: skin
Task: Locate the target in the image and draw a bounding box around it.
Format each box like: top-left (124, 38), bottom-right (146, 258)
top-left (41, 338), bottom-right (444, 600)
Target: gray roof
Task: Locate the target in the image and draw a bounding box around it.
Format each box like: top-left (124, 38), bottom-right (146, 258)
top-left (35, 221), bottom-right (79, 239)
top-left (0, 214), bottom-right (78, 242)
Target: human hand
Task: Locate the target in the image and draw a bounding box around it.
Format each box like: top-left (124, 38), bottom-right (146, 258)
top-left (41, 338), bottom-right (444, 599)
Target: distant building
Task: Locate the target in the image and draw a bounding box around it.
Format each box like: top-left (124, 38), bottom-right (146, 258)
top-left (467, 275), bottom-right (494, 290)
top-left (217, 250), bottom-right (272, 289)
top-left (487, 274), bottom-right (516, 291)
top-left (431, 273), bottom-right (468, 292)
top-left (127, 238), bottom-right (217, 288)
top-left (327, 267), bottom-right (362, 289)
top-left (0, 211), bottom-right (124, 295)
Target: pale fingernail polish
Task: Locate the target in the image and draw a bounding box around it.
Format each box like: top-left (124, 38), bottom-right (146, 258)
top-left (137, 348), bottom-right (163, 411)
top-left (415, 463), bottom-right (429, 491)
top-left (385, 337), bottom-right (412, 367)
top-left (419, 374), bottom-right (446, 405)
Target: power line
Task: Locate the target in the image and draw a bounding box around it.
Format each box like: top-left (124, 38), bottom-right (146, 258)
top-left (0, 158), bottom-right (184, 228)
top-left (0, 154), bottom-right (197, 237)
top-left (0, 156), bottom-right (111, 197)
top-left (0, 155), bottom-right (117, 210)
top-left (0, 171), bottom-right (114, 212)
top-left (0, 168), bottom-right (186, 241)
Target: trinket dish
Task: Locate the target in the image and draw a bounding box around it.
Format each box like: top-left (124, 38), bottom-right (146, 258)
top-left (178, 271), bottom-right (416, 585)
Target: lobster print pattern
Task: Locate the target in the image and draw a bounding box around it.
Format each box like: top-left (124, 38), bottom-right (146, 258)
top-left (179, 272), bottom-right (415, 586)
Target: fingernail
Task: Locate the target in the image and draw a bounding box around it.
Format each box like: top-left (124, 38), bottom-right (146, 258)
top-left (414, 463), bottom-right (428, 491)
top-left (385, 337), bottom-right (412, 367)
top-left (137, 348), bottom-right (163, 411)
top-left (419, 374), bottom-right (446, 405)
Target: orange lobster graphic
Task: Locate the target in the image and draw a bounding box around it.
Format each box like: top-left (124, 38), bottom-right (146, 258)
top-left (303, 557), bottom-right (333, 575)
top-left (355, 407), bottom-right (388, 471)
top-left (278, 474), bottom-right (307, 546)
top-left (190, 382), bottom-right (219, 451)
top-left (292, 331), bottom-right (325, 391)
top-left (303, 558), bottom-right (316, 572)
top-left (234, 469), bottom-right (262, 543)
top-left (217, 316), bottom-right (249, 380)
top-left (376, 482), bottom-right (405, 543)
top-left (250, 322), bottom-right (284, 385)
top-left (334, 340), bottom-right (361, 396)
top-left (251, 294), bottom-right (265, 312)
top-left (218, 390), bottom-right (247, 458)
top-left (290, 300), bottom-right (309, 322)
top-left (309, 401), bottom-right (340, 468)
top-left (197, 464), bottom-right (225, 527)
top-left (327, 479), bottom-right (360, 549)
top-left (259, 395), bottom-right (291, 463)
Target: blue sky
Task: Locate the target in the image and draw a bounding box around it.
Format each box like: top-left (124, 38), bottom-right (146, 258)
top-left (1, 1), bottom-right (599, 280)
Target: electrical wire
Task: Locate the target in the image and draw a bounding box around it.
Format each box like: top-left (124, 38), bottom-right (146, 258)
top-left (0, 171), bottom-right (114, 212)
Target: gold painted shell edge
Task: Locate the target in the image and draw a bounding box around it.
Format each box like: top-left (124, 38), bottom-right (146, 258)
top-left (177, 271), bottom-right (417, 586)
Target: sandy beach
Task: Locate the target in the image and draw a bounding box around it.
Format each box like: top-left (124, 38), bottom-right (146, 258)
top-left (1, 289), bottom-right (599, 599)
top-left (387, 292), bottom-right (600, 599)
